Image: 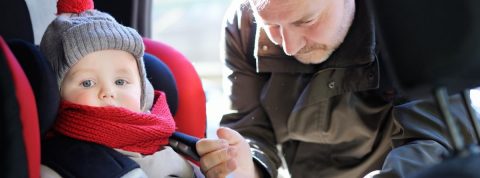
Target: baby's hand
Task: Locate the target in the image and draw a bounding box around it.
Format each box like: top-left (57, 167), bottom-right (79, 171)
top-left (196, 127), bottom-right (259, 178)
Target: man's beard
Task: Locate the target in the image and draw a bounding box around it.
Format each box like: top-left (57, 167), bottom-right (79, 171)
top-left (294, 43), bottom-right (336, 64)
top-left (293, 0), bottom-right (355, 65)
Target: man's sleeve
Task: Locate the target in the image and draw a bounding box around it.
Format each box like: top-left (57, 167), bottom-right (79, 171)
top-left (219, 2), bottom-right (281, 177)
top-left (376, 94), bottom-right (478, 178)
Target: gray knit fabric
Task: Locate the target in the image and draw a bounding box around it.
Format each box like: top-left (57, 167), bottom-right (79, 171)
top-left (40, 10), bottom-right (154, 111)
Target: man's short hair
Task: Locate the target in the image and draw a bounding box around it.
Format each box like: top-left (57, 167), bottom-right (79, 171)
top-left (247, 0), bottom-right (269, 11)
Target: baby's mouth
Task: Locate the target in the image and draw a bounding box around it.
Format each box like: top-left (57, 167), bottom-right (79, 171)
top-left (102, 101), bottom-right (118, 107)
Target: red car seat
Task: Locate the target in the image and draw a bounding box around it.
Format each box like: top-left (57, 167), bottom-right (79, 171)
top-left (144, 38), bottom-right (207, 138)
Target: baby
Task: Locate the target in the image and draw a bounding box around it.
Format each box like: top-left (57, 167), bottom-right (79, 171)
top-left (39, 1), bottom-right (258, 178)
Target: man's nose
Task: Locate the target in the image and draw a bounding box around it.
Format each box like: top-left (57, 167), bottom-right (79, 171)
top-left (280, 26), bottom-right (303, 56)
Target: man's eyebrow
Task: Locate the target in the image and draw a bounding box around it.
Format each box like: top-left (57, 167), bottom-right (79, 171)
top-left (292, 12), bottom-right (318, 25)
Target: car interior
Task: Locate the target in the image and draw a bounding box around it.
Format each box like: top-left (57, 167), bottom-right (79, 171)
top-left (2, 0), bottom-right (480, 177)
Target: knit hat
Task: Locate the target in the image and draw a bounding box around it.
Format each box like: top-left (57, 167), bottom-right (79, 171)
top-left (40, 1), bottom-right (154, 111)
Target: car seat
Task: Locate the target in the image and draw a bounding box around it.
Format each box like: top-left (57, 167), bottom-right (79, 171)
top-left (144, 38), bottom-right (207, 139)
top-left (1, 39), bottom-right (206, 177)
top-left (1, 35), bottom-right (206, 178)
top-left (1, 1), bottom-right (207, 177)
top-left (0, 35), bottom-right (40, 178)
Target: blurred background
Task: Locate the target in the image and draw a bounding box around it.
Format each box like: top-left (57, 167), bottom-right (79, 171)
top-left (151, 0), bottom-right (230, 138)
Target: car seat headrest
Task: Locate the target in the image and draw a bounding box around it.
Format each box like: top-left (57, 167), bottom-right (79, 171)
top-left (144, 53), bottom-right (178, 115)
top-left (7, 39), bottom-right (59, 135)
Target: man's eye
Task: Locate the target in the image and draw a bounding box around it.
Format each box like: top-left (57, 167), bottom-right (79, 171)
top-left (302, 19), bottom-right (315, 25)
top-left (115, 79), bottom-right (127, 86)
top-left (81, 80), bottom-right (95, 88)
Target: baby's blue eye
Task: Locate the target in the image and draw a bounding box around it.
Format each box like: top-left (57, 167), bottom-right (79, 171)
top-left (115, 79), bottom-right (126, 86)
top-left (81, 80), bottom-right (95, 88)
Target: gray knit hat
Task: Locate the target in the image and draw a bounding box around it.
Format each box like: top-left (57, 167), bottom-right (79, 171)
top-left (40, 10), bottom-right (154, 111)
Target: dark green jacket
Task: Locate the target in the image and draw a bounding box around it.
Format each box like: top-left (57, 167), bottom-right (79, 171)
top-left (220, 1), bottom-right (476, 178)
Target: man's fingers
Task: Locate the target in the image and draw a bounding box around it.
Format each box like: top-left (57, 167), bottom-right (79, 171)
top-left (217, 127), bottom-right (244, 145)
top-left (205, 158), bottom-right (237, 178)
top-left (200, 147), bottom-right (237, 172)
top-left (198, 128), bottom-right (249, 177)
top-left (196, 138), bottom-right (228, 156)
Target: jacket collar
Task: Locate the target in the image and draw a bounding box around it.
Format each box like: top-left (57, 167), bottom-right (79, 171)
top-left (254, 0), bottom-right (376, 73)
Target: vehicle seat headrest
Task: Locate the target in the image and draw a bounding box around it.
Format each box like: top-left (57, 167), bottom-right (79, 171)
top-left (144, 53), bottom-right (178, 115)
top-left (8, 39), bottom-right (59, 135)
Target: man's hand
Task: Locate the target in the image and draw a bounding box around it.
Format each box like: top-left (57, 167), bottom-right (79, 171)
top-left (196, 127), bottom-right (261, 178)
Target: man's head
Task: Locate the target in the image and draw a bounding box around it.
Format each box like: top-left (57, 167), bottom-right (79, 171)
top-left (249, 0), bottom-right (356, 64)
top-left (40, 10), bottom-right (153, 112)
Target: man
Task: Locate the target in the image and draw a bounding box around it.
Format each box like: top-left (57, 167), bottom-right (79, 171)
top-left (219, 0), bottom-right (476, 177)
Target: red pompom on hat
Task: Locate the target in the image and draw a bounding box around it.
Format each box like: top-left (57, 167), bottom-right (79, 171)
top-left (57, 0), bottom-right (94, 14)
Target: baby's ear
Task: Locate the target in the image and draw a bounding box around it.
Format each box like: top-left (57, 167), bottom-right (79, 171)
top-left (142, 79), bottom-right (154, 112)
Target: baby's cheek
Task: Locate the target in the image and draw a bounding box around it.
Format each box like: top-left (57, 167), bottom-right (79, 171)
top-left (63, 91), bottom-right (100, 107)
top-left (75, 96), bottom-right (100, 107)
top-left (121, 93), bottom-right (142, 112)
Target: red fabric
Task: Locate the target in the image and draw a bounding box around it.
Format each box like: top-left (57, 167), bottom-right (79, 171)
top-left (143, 38), bottom-right (206, 139)
top-left (54, 91), bottom-right (176, 155)
top-left (1, 36), bottom-right (40, 178)
top-left (57, 0), bottom-right (94, 14)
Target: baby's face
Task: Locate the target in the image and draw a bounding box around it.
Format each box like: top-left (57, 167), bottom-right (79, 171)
top-left (61, 50), bottom-right (142, 112)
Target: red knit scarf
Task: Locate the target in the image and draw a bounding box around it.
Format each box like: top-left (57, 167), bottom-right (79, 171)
top-left (54, 91), bottom-right (176, 155)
